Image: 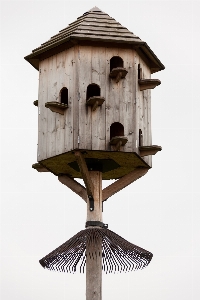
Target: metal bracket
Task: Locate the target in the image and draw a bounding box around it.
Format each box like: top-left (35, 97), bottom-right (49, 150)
top-left (85, 221), bottom-right (108, 229)
top-left (88, 195), bottom-right (94, 211)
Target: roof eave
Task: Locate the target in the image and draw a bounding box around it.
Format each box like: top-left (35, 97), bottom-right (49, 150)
top-left (140, 42), bottom-right (165, 73)
top-left (24, 36), bottom-right (165, 73)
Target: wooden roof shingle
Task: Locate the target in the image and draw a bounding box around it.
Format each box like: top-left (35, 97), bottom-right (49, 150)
top-left (25, 7), bottom-right (164, 73)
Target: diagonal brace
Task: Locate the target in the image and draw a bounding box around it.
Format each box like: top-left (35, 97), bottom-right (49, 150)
top-left (102, 167), bottom-right (149, 201)
top-left (74, 151), bottom-right (94, 203)
top-left (58, 175), bottom-right (87, 202)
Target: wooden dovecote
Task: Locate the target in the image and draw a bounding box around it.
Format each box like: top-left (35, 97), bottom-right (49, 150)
top-left (25, 8), bottom-right (165, 300)
top-left (25, 6), bottom-right (164, 180)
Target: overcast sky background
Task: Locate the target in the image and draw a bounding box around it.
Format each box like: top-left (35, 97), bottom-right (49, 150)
top-left (1, 0), bottom-right (200, 299)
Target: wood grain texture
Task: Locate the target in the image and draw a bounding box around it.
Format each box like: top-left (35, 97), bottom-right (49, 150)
top-left (46, 56), bottom-right (56, 159)
top-left (91, 46), bottom-right (106, 151)
top-left (38, 59), bottom-right (48, 161)
top-left (78, 45), bottom-right (92, 150)
top-left (87, 171), bottom-right (102, 222)
top-left (86, 171), bottom-right (102, 300)
top-left (75, 151), bottom-right (94, 198)
top-left (86, 232), bottom-right (102, 300)
top-left (55, 51), bottom-right (65, 156)
top-left (60, 47), bottom-right (76, 152)
top-left (138, 79), bottom-right (161, 91)
top-left (139, 145), bottom-right (162, 157)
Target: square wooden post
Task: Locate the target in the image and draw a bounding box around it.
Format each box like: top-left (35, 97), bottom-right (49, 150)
top-left (86, 171), bottom-right (102, 300)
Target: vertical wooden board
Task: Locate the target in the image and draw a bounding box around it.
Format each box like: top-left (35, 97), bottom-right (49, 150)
top-left (118, 48), bottom-right (128, 151)
top-left (118, 48), bottom-right (135, 153)
top-left (63, 47), bottom-right (75, 152)
top-left (134, 52), bottom-right (140, 154)
top-left (141, 61), bottom-right (151, 165)
top-left (98, 46), bottom-right (107, 151)
top-left (72, 45), bottom-right (80, 150)
top-left (147, 89), bottom-right (152, 166)
top-left (147, 84), bottom-right (152, 166)
top-left (137, 53), bottom-right (153, 161)
top-left (105, 47), bottom-right (120, 150)
top-left (143, 90), bottom-right (147, 145)
top-left (55, 52), bottom-right (65, 156)
top-left (130, 49), bottom-right (137, 152)
top-left (78, 45), bottom-right (92, 150)
top-left (139, 89), bottom-right (144, 145)
top-left (46, 56), bottom-right (57, 158)
top-left (123, 48), bottom-right (137, 153)
top-left (38, 59), bottom-right (48, 161)
top-left (91, 46), bottom-right (106, 151)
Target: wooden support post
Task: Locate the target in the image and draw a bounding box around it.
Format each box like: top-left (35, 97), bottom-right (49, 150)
top-left (86, 171), bottom-right (102, 300)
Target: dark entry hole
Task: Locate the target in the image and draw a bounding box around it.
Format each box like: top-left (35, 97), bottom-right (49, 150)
top-left (86, 84), bottom-right (100, 100)
top-left (139, 129), bottom-right (143, 146)
top-left (110, 56), bottom-right (124, 72)
top-left (110, 122), bottom-right (124, 140)
top-left (60, 88), bottom-right (68, 105)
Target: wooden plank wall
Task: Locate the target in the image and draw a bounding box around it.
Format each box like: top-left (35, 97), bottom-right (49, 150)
top-left (105, 47), bottom-right (136, 152)
top-left (91, 46), bottom-right (106, 151)
top-left (78, 45), bottom-right (92, 150)
top-left (134, 53), bottom-right (152, 166)
top-left (38, 47), bottom-right (77, 161)
top-left (38, 45), bottom-right (152, 165)
top-left (38, 59), bottom-right (48, 161)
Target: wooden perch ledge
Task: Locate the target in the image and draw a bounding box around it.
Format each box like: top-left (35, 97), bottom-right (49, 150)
top-left (45, 102), bottom-right (68, 115)
top-left (110, 136), bottom-right (128, 151)
top-left (33, 100), bottom-right (38, 106)
top-left (139, 145), bottom-right (162, 157)
top-left (109, 67), bottom-right (128, 83)
top-left (138, 79), bottom-right (161, 91)
top-left (86, 96), bottom-right (105, 111)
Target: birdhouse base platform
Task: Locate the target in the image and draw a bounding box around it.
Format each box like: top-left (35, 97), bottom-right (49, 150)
top-left (38, 150), bottom-right (150, 180)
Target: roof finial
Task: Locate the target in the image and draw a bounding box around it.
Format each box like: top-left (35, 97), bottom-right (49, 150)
top-left (89, 6), bottom-right (103, 12)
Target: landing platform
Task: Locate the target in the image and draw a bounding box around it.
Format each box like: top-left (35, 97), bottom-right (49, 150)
top-left (38, 150), bottom-right (150, 180)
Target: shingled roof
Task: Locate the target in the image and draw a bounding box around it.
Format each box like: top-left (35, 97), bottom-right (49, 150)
top-left (25, 7), bottom-right (164, 72)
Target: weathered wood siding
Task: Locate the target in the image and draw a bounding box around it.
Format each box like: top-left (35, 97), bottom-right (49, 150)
top-left (38, 47), bottom-right (77, 161)
top-left (77, 45), bottom-right (107, 151)
top-left (105, 47), bottom-right (136, 152)
top-left (38, 45), bottom-right (152, 165)
top-left (134, 53), bottom-right (152, 166)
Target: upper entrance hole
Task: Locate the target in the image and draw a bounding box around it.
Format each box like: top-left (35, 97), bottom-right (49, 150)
top-left (86, 84), bottom-right (100, 100)
top-left (110, 122), bottom-right (124, 140)
top-left (110, 56), bottom-right (124, 72)
top-left (60, 87), bottom-right (68, 105)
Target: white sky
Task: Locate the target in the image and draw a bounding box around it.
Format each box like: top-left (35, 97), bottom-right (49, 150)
top-left (0, 0), bottom-right (200, 299)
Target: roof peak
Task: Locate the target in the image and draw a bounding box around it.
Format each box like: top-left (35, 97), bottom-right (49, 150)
top-left (24, 7), bottom-right (165, 73)
top-left (88, 6), bottom-right (103, 13)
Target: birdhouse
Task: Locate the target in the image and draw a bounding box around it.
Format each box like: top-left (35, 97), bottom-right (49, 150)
top-left (25, 6), bottom-right (164, 180)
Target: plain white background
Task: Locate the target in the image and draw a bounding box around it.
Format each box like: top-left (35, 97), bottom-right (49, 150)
top-left (1, 0), bottom-right (200, 299)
